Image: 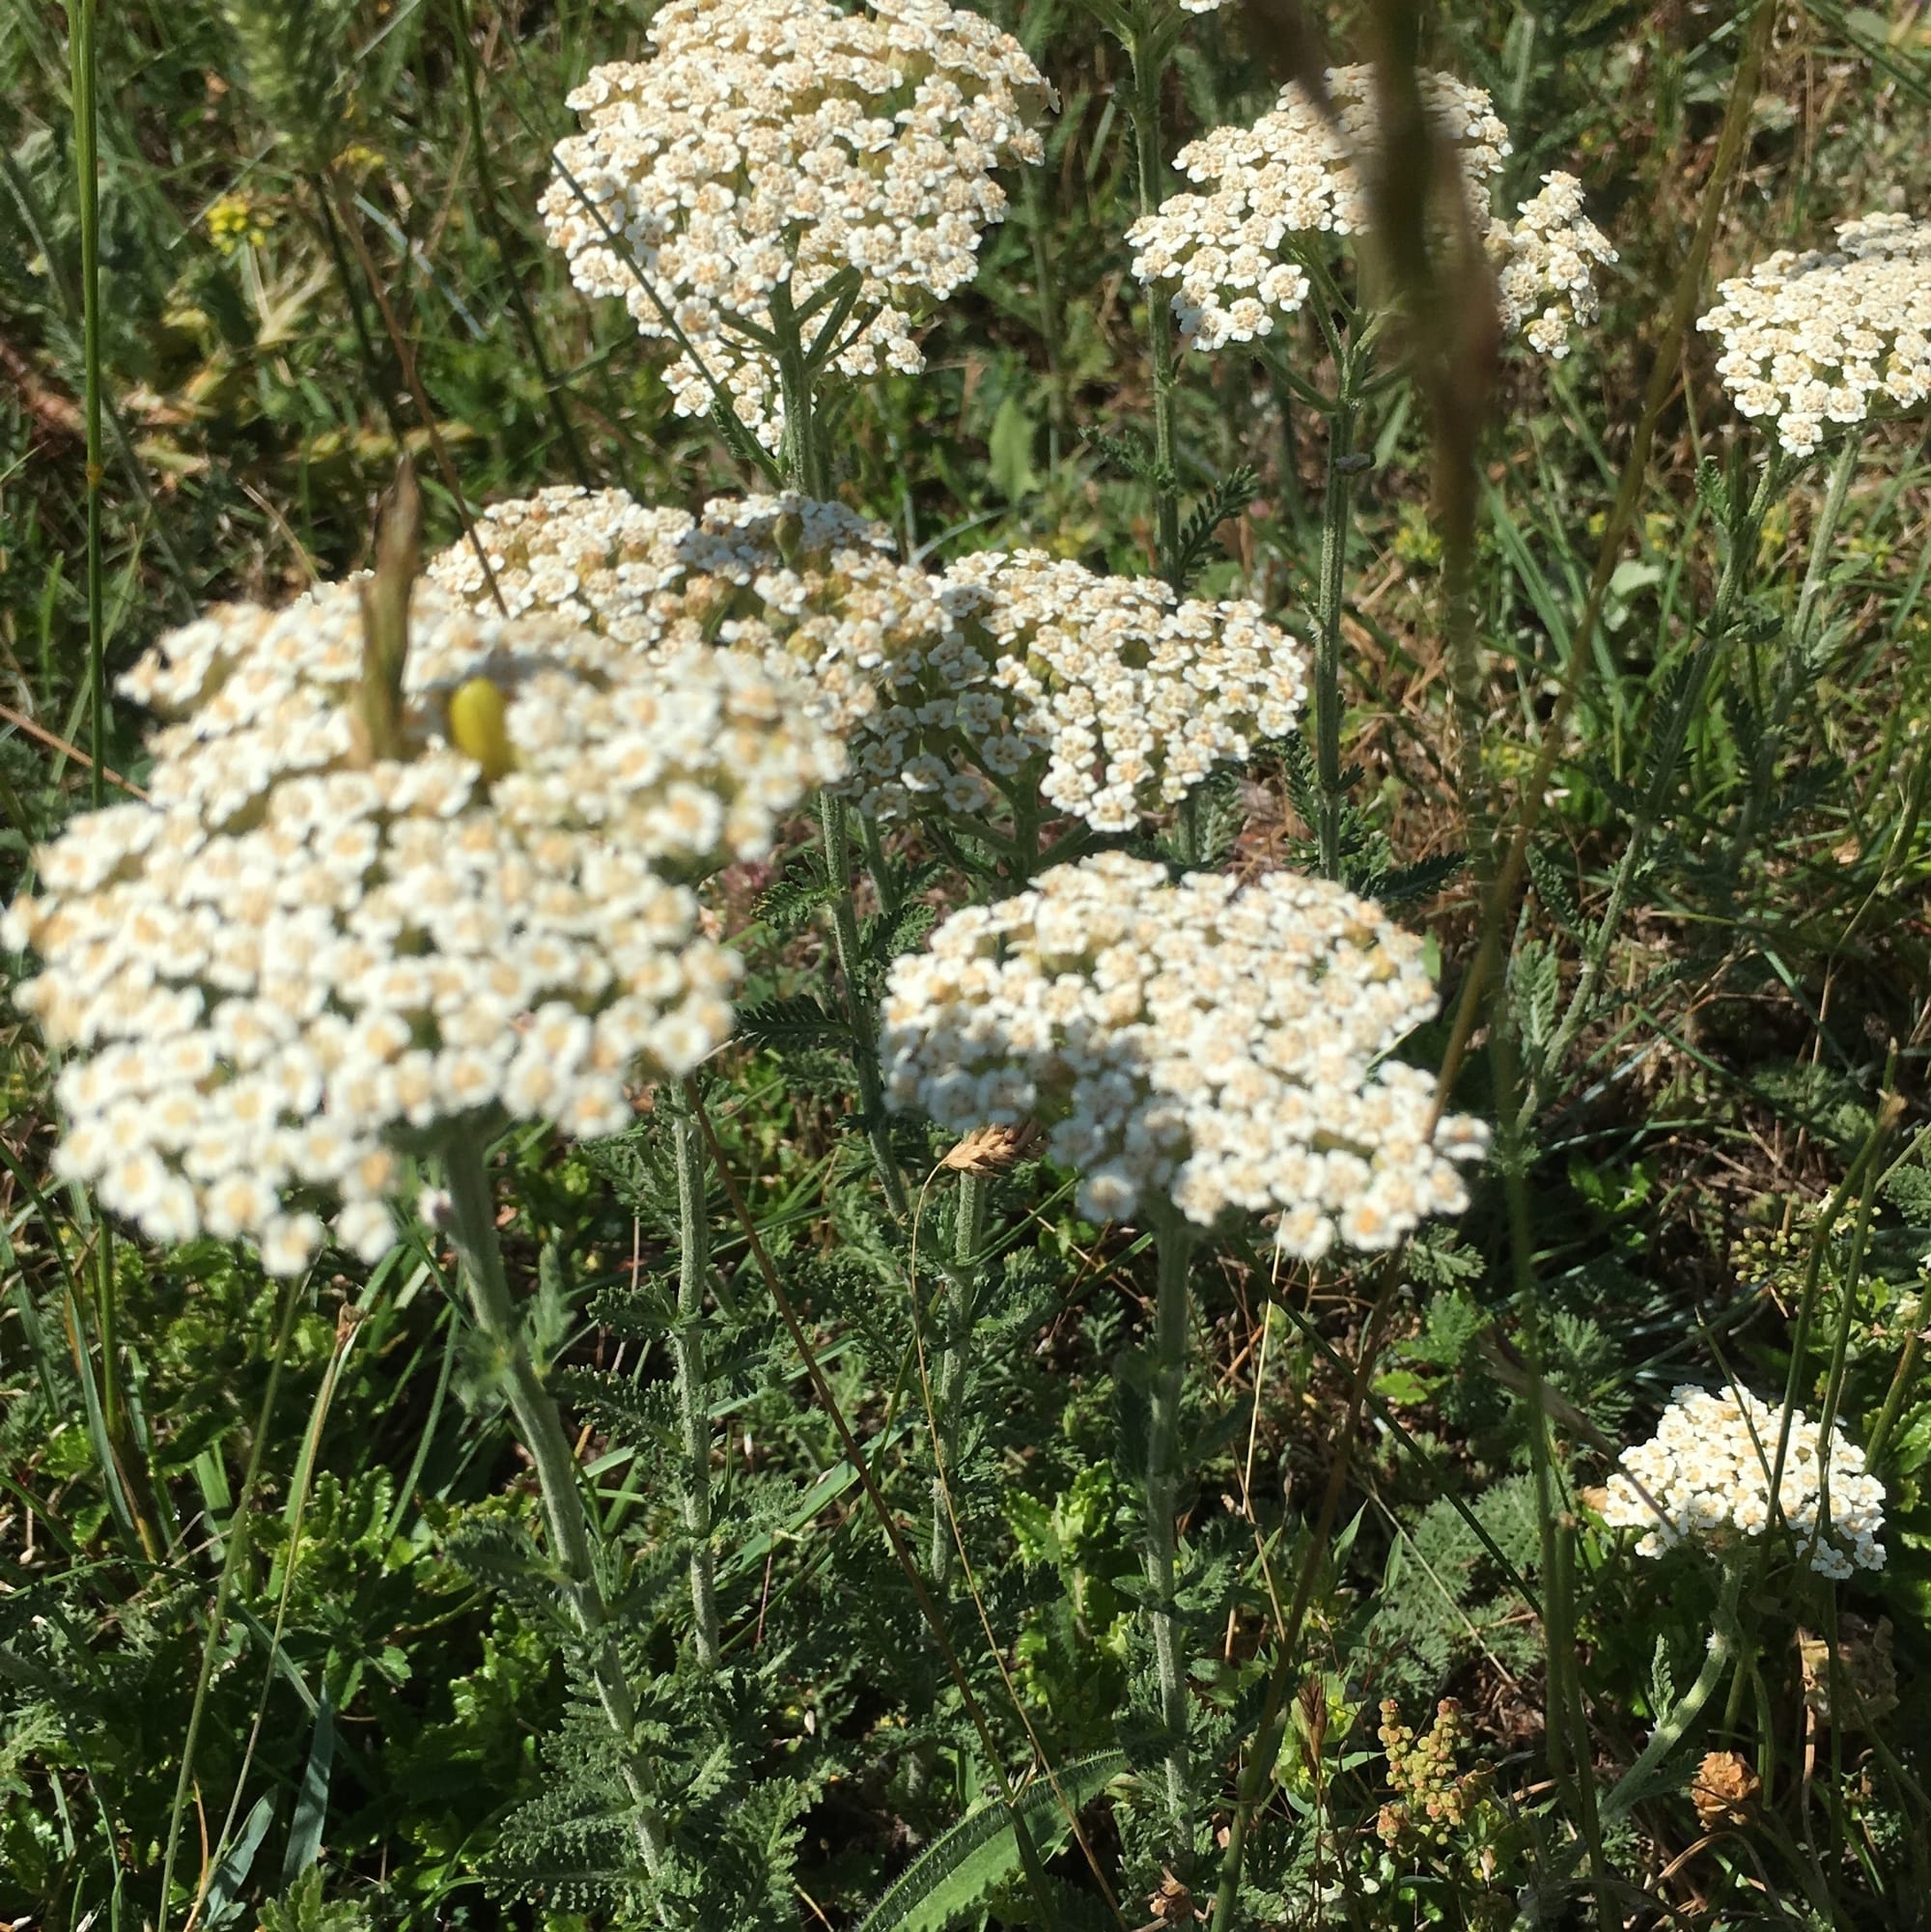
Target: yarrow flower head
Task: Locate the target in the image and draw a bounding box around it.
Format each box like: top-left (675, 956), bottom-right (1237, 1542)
top-left (880, 853), bottom-right (1486, 1255)
top-left (934, 550), bottom-right (1307, 831)
top-left (1698, 212), bottom-right (1931, 454)
top-left (1125, 65), bottom-right (1611, 354)
top-left (5, 580), bottom-right (843, 1274)
top-left (1601, 1385), bottom-right (1886, 1580)
top-left (540, 0), bottom-right (1052, 450)
top-left (1489, 171), bottom-right (1619, 358)
top-left (430, 490), bottom-right (1309, 833)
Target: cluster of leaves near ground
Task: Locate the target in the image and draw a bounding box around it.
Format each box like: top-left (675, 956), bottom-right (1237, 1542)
top-left (3, 0), bottom-right (1931, 1927)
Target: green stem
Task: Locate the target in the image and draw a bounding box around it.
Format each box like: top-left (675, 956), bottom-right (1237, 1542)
top-left (1602, 1565), bottom-right (1744, 1821)
top-left (672, 1090), bottom-right (722, 1671)
top-left (1523, 455), bottom-right (1784, 1129)
top-left (1313, 364), bottom-right (1360, 881)
top-left (1208, 1267), bottom-right (1403, 1932)
top-left (1769, 1098), bottom-right (1901, 1523)
top-left (859, 808), bottom-right (902, 921)
top-left (1144, 1201), bottom-right (1193, 1856)
top-left (820, 791), bottom-right (910, 1218)
top-left (1728, 430), bottom-right (1862, 882)
top-left (1127, 24), bottom-right (1183, 584)
top-left (452, 0), bottom-right (591, 489)
top-left (929, 1170), bottom-right (988, 1588)
top-left (441, 1132), bottom-right (672, 1881)
top-left (68, 0), bottom-right (105, 813)
top-left (157, 1276), bottom-right (303, 1932)
top-left (770, 282), bottom-right (829, 498)
top-left (1866, 1325), bottom-right (1924, 1473)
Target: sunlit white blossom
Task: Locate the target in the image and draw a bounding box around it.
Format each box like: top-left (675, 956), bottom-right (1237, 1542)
top-left (1602, 1385), bottom-right (1886, 1580)
top-left (1698, 212), bottom-right (1931, 454)
top-left (1126, 65), bottom-right (1611, 354)
top-left (8, 581), bottom-right (842, 1274)
top-left (431, 491), bottom-right (1308, 833)
top-left (881, 852), bottom-right (1485, 1253)
top-left (540, 0), bottom-right (1052, 450)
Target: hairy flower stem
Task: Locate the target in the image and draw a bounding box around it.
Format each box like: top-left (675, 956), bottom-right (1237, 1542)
top-left (672, 1088), bottom-right (722, 1671)
top-left (821, 792), bottom-right (911, 1218)
top-left (929, 1169), bottom-right (988, 1589)
top-left (1313, 371), bottom-right (1361, 881)
top-left (441, 1132), bottom-right (672, 1881)
top-left (1144, 1202), bottom-right (1194, 1853)
top-left (1127, 21), bottom-right (1184, 585)
top-left (1520, 456), bottom-right (1783, 1131)
top-left (1728, 430), bottom-right (1862, 884)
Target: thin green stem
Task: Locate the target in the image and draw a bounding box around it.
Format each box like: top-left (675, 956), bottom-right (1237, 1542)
top-left (1208, 1267), bottom-right (1402, 1932)
top-left (673, 1089), bottom-right (722, 1671)
top-left (859, 809), bottom-right (903, 921)
top-left (1602, 1564), bottom-right (1744, 1821)
top-left (929, 1169), bottom-right (988, 1589)
top-left (1144, 1201), bottom-right (1193, 1856)
top-left (440, 1131), bottom-right (672, 1882)
top-left (1424, 0), bottom-right (1777, 1133)
top-left (66, 0), bottom-right (141, 1570)
top-left (1127, 22), bottom-right (1183, 584)
top-left (1866, 1326), bottom-right (1925, 1473)
top-left (1313, 361), bottom-right (1360, 881)
top-left (68, 0), bottom-right (104, 812)
top-left (820, 791), bottom-right (910, 1218)
top-left (451, 0), bottom-right (592, 489)
top-left (1768, 1100), bottom-right (1901, 1526)
top-left (157, 1275), bottom-right (304, 1932)
top-left (1728, 430), bottom-right (1862, 882)
top-left (1497, 997), bottom-right (1614, 1925)
top-left (1522, 455), bottom-right (1784, 1129)
top-left (770, 282), bottom-right (829, 499)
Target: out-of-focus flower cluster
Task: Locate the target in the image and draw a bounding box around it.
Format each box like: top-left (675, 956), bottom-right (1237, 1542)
top-left (430, 490), bottom-right (1308, 834)
top-left (6, 582), bottom-right (841, 1274)
top-left (880, 852), bottom-right (1486, 1253)
top-left (1125, 65), bottom-right (1611, 354)
top-left (540, 0), bottom-right (1051, 450)
top-left (1698, 212), bottom-right (1931, 454)
top-left (1602, 1385), bottom-right (1886, 1580)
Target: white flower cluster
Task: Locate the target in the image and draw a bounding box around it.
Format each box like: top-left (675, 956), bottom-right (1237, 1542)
top-left (1126, 66), bottom-right (1610, 355)
top-left (540, 0), bottom-right (1051, 450)
top-left (1602, 1385), bottom-right (1886, 1580)
top-left (6, 582), bottom-right (842, 1274)
top-left (1487, 171), bottom-right (1617, 358)
top-left (881, 853), bottom-right (1486, 1254)
top-left (430, 491), bottom-right (1308, 834)
top-left (938, 550), bottom-right (1306, 831)
top-left (1698, 212), bottom-right (1931, 454)
top-left (428, 487), bottom-right (975, 816)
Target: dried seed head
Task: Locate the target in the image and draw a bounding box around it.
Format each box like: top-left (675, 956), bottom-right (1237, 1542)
top-left (1690, 1750), bottom-right (1760, 1830)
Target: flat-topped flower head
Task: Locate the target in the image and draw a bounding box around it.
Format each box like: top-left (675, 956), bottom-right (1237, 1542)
top-left (540, 0), bottom-right (1052, 450)
top-left (880, 853), bottom-right (1486, 1254)
top-left (429, 488), bottom-right (971, 815)
top-left (1126, 65), bottom-right (1611, 354)
top-left (1698, 212), bottom-right (1931, 454)
top-left (936, 550), bottom-right (1307, 831)
top-left (7, 581), bottom-right (843, 1274)
top-left (432, 494), bottom-right (1310, 833)
top-left (1602, 1385), bottom-right (1886, 1580)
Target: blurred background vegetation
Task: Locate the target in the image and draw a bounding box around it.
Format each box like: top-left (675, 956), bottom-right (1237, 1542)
top-left (3, 0), bottom-right (1930, 1926)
